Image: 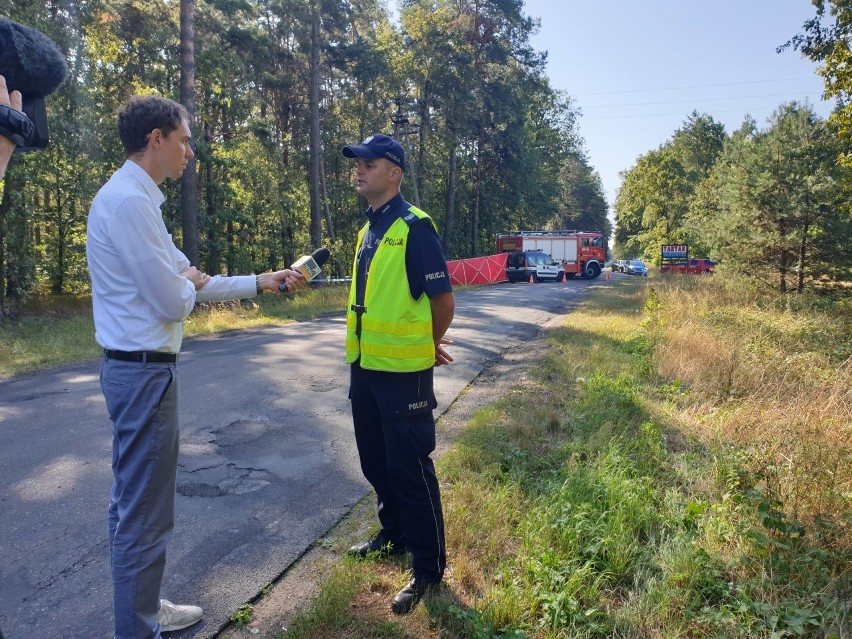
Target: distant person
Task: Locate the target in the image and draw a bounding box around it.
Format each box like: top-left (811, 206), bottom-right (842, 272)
top-left (86, 95), bottom-right (306, 638)
top-left (341, 134), bottom-right (455, 614)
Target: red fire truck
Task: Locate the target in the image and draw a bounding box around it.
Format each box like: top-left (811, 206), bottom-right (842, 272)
top-left (496, 230), bottom-right (608, 279)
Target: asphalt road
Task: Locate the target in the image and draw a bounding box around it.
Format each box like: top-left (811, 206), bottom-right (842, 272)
top-left (0, 278), bottom-right (602, 638)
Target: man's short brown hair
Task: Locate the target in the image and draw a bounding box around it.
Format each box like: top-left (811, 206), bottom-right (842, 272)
top-left (118, 96), bottom-right (189, 155)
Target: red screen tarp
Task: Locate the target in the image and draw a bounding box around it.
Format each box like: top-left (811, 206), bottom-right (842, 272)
top-left (446, 253), bottom-right (508, 286)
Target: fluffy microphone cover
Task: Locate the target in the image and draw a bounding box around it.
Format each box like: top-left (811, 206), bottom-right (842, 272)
top-left (0, 18), bottom-right (68, 97)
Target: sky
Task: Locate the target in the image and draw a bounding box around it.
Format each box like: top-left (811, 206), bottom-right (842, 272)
top-left (519, 0), bottom-right (834, 218)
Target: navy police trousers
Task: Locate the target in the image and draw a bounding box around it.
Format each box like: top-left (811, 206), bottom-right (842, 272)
top-left (349, 362), bottom-right (446, 582)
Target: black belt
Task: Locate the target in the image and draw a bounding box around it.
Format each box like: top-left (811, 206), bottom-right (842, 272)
top-left (104, 349), bottom-right (177, 363)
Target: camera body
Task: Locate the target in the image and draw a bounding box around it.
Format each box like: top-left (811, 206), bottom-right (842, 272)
top-left (0, 97), bottom-right (44, 152)
top-left (18, 95), bottom-right (47, 151)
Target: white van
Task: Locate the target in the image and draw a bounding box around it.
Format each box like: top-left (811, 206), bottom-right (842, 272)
top-left (506, 250), bottom-right (564, 283)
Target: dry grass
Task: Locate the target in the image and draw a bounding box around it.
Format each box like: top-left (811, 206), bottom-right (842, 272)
top-left (260, 278), bottom-right (849, 639)
top-left (0, 285), bottom-right (350, 378)
top-left (651, 276), bottom-right (852, 547)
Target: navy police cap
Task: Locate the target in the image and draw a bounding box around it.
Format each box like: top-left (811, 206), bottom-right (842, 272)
top-left (342, 134), bottom-right (406, 172)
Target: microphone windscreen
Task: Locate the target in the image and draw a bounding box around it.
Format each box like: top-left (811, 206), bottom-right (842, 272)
top-left (311, 247), bottom-right (331, 267)
top-left (0, 18), bottom-right (68, 97)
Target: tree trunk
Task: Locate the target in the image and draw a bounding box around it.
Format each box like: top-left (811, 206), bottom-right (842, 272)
top-left (319, 158), bottom-right (336, 243)
top-left (227, 220), bottom-right (235, 276)
top-left (0, 163), bottom-right (23, 319)
top-left (406, 136), bottom-right (422, 208)
top-left (797, 222), bottom-right (809, 293)
top-left (203, 122), bottom-right (219, 275)
top-left (180, 0), bottom-right (199, 266)
top-left (53, 210), bottom-right (66, 295)
top-left (796, 186), bottom-right (811, 293)
top-left (308, 6), bottom-right (322, 249)
top-left (778, 219), bottom-right (788, 294)
top-left (418, 81), bottom-right (428, 209)
top-left (442, 142), bottom-right (458, 258)
top-left (472, 117), bottom-right (486, 256)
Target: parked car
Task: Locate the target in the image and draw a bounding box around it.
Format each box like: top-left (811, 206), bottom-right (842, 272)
top-left (626, 259), bottom-right (648, 276)
top-left (660, 258), bottom-right (716, 275)
top-left (506, 250), bottom-right (564, 282)
top-left (687, 258), bottom-right (715, 274)
top-left (613, 259), bottom-right (629, 272)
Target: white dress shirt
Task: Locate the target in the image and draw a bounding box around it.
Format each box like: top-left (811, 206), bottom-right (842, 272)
top-left (87, 160), bottom-right (256, 353)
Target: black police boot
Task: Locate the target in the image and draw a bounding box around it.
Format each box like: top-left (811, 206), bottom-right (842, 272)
top-left (391, 576), bottom-right (436, 615)
top-left (347, 530), bottom-right (406, 559)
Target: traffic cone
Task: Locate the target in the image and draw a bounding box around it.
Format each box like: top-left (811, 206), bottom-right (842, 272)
top-left (563, 272), bottom-right (568, 283)
top-left (528, 274), bottom-right (534, 284)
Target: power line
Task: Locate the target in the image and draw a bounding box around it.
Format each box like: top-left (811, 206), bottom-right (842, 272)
top-left (574, 77), bottom-right (819, 97)
top-left (583, 105), bottom-right (827, 120)
top-left (583, 92), bottom-right (826, 109)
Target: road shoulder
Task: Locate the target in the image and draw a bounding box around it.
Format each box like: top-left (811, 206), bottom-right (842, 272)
top-left (213, 313), bottom-right (563, 639)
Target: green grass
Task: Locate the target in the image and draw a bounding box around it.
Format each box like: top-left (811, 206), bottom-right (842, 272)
top-left (229, 603), bottom-right (255, 627)
top-left (281, 277), bottom-right (849, 639)
top-left (0, 313), bottom-right (103, 376)
top-left (0, 284), bottom-right (350, 378)
top-left (6, 277), bottom-right (849, 638)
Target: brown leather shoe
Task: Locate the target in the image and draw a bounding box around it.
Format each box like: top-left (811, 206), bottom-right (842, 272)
top-left (391, 577), bottom-right (436, 614)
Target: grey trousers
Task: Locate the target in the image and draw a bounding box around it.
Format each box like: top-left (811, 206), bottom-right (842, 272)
top-left (100, 356), bottom-right (179, 639)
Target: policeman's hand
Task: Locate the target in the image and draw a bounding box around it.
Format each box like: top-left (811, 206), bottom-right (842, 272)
top-left (435, 337), bottom-right (454, 367)
top-left (261, 269), bottom-right (307, 293)
top-left (0, 75), bottom-right (23, 179)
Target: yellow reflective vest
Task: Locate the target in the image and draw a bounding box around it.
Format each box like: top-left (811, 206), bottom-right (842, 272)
top-left (346, 207), bottom-right (436, 372)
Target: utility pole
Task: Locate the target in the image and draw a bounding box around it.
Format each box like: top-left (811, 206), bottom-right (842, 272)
top-left (391, 97), bottom-right (420, 208)
top-left (179, 0), bottom-right (199, 266)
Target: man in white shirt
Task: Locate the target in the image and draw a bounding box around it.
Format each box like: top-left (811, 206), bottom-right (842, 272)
top-left (86, 95), bottom-right (306, 639)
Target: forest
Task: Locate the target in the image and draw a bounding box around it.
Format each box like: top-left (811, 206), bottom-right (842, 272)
top-left (0, 0), bottom-right (611, 318)
top-left (614, 105), bottom-right (852, 294)
top-left (2, 0), bottom-right (851, 321)
top-left (614, 0), bottom-right (852, 294)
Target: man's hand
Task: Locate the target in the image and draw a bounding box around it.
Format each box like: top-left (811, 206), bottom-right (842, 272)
top-left (435, 337), bottom-right (454, 367)
top-left (179, 266), bottom-right (210, 290)
top-left (430, 291), bottom-right (455, 367)
top-left (259, 269), bottom-right (307, 293)
top-left (0, 74), bottom-right (23, 179)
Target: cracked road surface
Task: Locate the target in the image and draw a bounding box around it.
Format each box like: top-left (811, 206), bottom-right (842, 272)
top-left (0, 279), bottom-right (601, 638)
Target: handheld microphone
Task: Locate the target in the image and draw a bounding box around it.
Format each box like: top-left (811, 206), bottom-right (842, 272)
top-left (0, 18), bottom-right (69, 151)
top-left (279, 247), bottom-right (331, 293)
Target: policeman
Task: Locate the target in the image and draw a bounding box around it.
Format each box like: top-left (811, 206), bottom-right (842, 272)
top-left (341, 134), bottom-right (455, 614)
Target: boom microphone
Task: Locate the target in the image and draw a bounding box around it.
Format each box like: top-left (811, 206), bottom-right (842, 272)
top-left (279, 247), bottom-right (331, 293)
top-left (0, 18), bottom-right (69, 151)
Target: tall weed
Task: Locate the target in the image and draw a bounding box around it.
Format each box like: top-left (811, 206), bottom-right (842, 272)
top-left (650, 276), bottom-right (851, 547)
top-left (256, 278), bottom-right (848, 639)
